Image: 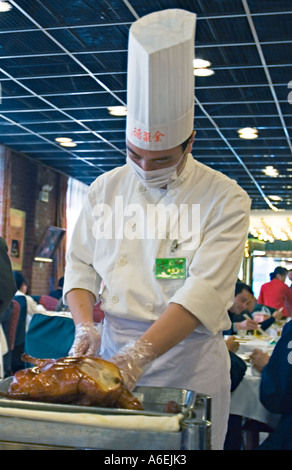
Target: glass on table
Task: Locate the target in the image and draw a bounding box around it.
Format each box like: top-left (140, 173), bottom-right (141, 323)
top-left (237, 329), bottom-right (247, 338)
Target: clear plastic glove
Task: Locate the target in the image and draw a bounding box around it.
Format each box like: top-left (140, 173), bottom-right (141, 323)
top-left (69, 322), bottom-right (102, 357)
top-left (110, 338), bottom-right (156, 391)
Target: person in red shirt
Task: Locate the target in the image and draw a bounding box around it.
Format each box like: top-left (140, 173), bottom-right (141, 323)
top-left (288, 270), bottom-right (292, 289)
top-left (258, 267), bottom-right (292, 317)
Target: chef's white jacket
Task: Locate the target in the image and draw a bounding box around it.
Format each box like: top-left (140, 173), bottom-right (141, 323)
top-left (64, 154), bottom-right (250, 336)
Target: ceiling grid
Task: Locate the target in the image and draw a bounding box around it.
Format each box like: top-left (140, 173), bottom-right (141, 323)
top-left (0, 0), bottom-right (291, 209)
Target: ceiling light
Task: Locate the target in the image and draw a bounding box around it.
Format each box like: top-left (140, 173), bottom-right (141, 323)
top-left (193, 58), bottom-right (214, 77)
top-left (107, 106), bottom-right (127, 116)
top-left (253, 250), bottom-right (266, 256)
top-left (239, 132), bottom-right (258, 140)
top-left (237, 127), bottom-right (258, 139)
top-left (263, 166), bottom-right (279, 177)
top-left (0, 1), bottom-right (12, 12)
top-left (238, 127), bottom-right (257, 134)
top-left (193, 59), bottom-right (211, 68)
top-left (60, 141), bottom-right (77, 147)
top-left (269, 195), bottom-right (283, 201)
top-left (194, 68), bottom-right (214, 77)
top-left (34, 257), bottom-right (53, 263)
top-left (55, 137), bottom-right (73, 143)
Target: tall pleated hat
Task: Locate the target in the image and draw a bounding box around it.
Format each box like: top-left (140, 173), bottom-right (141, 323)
top-left (126, 9), bottom-right (196, 151)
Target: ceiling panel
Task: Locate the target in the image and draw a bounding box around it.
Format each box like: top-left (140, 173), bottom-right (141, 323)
top-left (0, 0), bottom-right (291, 211)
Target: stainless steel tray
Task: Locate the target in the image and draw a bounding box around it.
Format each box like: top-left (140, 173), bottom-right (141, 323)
top-left (0, 377), bottom-right (211, 450)
top-left (0, 377), bottom-right (193, 416)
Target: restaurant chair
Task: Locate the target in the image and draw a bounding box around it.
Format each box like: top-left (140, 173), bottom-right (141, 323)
top-left (25, 312), bottom-right (75, 362)
top-left (39, 295), bottom-right (59, 311)
top-left (8, 300), bottom-right (20, 350)
top-left (242, 418), bottom-right (274, 449)
top-left (11, 295), bottom-right (27, 373)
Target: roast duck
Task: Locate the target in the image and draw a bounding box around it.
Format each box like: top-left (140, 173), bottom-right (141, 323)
top-left (0, 354), bottom-right (143, 411)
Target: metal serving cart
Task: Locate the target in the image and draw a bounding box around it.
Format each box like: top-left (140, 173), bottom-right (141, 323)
top-left (0, 378), bottom-right (211, 450)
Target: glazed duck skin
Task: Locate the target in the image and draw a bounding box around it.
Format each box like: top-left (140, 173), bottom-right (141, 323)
top-left (0, 354), bottom-right (143, 410)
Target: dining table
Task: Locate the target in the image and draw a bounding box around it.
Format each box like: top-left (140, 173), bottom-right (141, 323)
top-left (229, 332), bottom-right (281, 434)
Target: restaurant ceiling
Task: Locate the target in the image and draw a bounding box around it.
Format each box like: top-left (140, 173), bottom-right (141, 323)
top-left (0, 0), bottom-right (291, 210)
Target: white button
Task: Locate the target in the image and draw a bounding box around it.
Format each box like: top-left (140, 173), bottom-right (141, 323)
top-left (168, 189), bottom-right (175, 196)
top-left (146, 303), bottom-right (153, 311)
top-left (111, 295), bottom-right (119, 303)
top-left (138, 184), bottom-right (146, 192)
top-left (119, 257), bottom-right (127, 266)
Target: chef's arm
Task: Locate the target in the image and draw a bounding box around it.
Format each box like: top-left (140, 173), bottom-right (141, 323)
top-left (66, 288), bottom-right (102, 356)
top-left (111, 303), bottom-right (200, 390)
top-left (66, 288), bottom-right (96, 325)
top-left (140, 302), bottom-right (200, 357)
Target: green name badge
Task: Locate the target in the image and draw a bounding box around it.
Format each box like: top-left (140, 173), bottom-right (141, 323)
top-left (155, 258), bottom-right (187, 279)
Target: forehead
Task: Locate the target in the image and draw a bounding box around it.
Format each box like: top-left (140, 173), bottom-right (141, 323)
top-left (237, 289), bottom-right (253, 301)
top-left (126, 138), bottom-right (181, 159)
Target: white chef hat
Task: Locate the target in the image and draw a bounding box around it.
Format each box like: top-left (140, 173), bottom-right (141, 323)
top-left (126, 9), bottom-right (196, 151)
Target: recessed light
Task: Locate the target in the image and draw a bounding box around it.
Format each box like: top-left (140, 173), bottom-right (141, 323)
top-left (263, 166), bottom-right (279, 177)
top-left (237, 127), bottom-right (258, 139)
top-left (60, 141), bottom-right (77, 147)
top-left (269, 195), bottom-right (283, 201)
top-left (34, 257), bottom-right (53, 263)
top-left (238, 127), bottom-right (257, 134)
top-left (55, 137), bottom-right (73, 143)
top-left (107, 106), bottom-right (127, 116)
top-left (0, 2), bottom-right (12, 12)
top-left (193, 59), bottom-right (211, 68)
top-left (239, 133), bottom-right (258, 139)
top-left (194, 68), bottom-right (214, 77)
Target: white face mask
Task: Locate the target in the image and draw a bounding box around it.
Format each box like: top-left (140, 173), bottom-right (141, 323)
top-left (127, 148), bottom-right (187, 189)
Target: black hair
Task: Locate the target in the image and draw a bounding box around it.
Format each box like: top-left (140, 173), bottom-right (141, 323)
top-left (235, 281), bottom-right (253, 297)
top-left (270, 266), bottom-right (287, 280)
top-left (13, 271), bottom-right (27, 290)
top-left (181, 132), bottom-right (194, 151)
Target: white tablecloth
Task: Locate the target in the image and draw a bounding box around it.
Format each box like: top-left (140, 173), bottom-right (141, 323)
top-left (230, 366), bottom-right (280, 428)
top-left (230, 335), bottom-right (280, 429)
top-left (235, 335), bottom-right (277, 355)
top-left (0, 325), bottom-right (8, 379)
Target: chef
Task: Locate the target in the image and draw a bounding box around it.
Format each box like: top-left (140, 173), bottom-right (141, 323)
top-left (63, 9), bottom-right (250, 449)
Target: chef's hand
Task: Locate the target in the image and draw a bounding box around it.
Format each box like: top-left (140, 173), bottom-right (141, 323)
top-left (69, 322), bottom-right (102, 357)
top-left (110, 339), bottom-right (156, 391)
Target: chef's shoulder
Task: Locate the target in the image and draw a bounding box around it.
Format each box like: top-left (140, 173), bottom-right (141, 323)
top-left (193, 159), bottom-right (250, 207)
top-left (86, 163), bottom-right (129, 202)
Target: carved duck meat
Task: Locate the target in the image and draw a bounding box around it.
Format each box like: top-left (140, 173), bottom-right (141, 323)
top-left (0, 354), bottom-right (143, 411)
